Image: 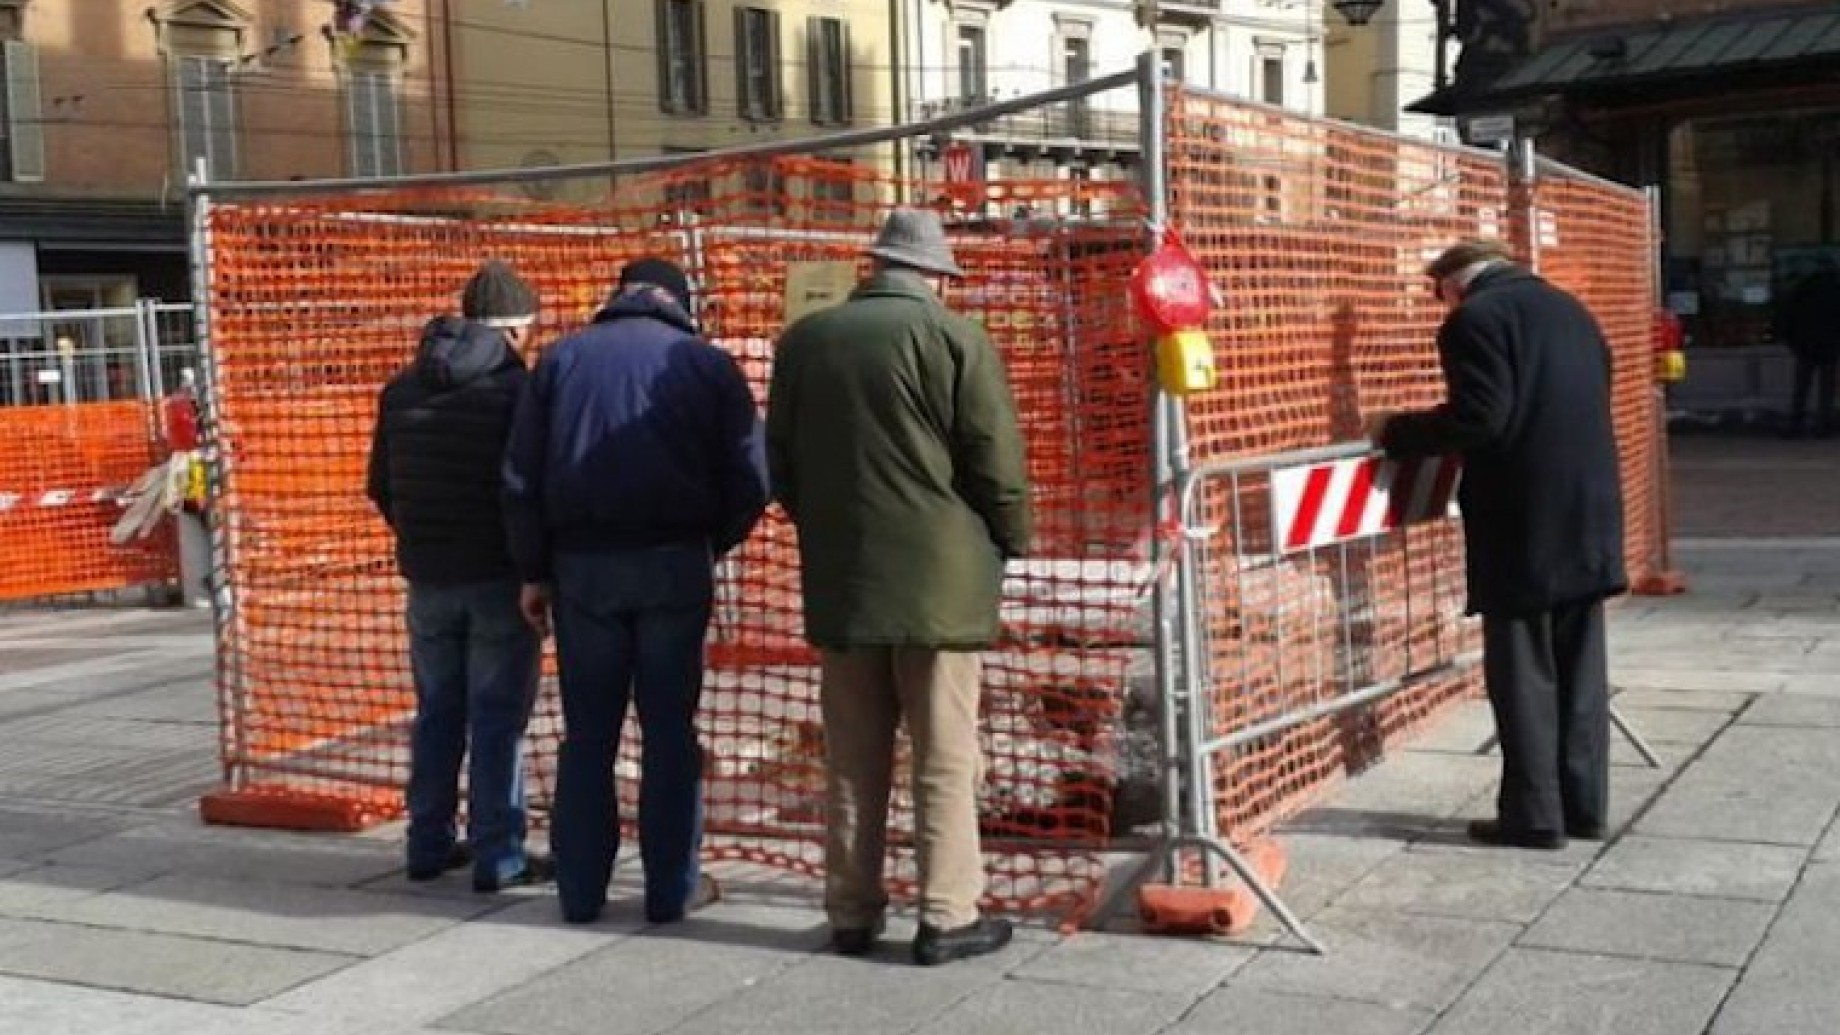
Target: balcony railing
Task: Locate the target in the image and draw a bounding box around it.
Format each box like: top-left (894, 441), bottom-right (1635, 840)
top-left (908, 91), bottom-right (1140, 150)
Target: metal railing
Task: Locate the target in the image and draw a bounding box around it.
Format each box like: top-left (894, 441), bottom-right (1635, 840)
top-left (0, 301), bottom-right (197, 409)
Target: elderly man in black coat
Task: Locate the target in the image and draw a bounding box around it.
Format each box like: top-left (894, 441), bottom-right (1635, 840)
top-left (1371, 240), bottom-right (1627, 850)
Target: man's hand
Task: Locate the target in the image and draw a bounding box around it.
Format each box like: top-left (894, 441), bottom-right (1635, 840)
top-left (1362, 411), bottom-right (1395, 444)
top-left (519, 583), bottom-right (552, 639)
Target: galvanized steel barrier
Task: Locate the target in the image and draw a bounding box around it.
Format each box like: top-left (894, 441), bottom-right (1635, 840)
top-left (0, 301), bottom-right (198, 602)
top-left (184, 55), bottom-right (1671, 948)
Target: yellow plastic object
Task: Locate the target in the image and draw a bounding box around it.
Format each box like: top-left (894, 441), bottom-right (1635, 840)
top-left (1656, 349), bottom-right (1687, 384)
top-left (1156, 329), bottom-right (1217, 396)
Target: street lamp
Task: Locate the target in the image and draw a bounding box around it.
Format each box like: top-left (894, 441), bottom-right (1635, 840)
top-left (1331, 0), bottom-right (1386, 26)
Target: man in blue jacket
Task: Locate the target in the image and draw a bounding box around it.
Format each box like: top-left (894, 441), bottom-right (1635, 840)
top-left (503, 257), bottom-right (769, 925)
top-left (367, 259), bottom-right (550, 893)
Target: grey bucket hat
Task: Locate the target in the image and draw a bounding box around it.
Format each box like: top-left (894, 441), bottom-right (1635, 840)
top-left (866, 207), bottom-right (964, 279)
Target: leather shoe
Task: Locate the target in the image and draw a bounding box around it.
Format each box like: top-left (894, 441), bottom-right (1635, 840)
top-left (912, 916), bottom-right (1013, 966)
top-left (406, 843), bottom-right (472, 882)
top-left (473, 853), bottom-right (556, 893)
top-left (648, 874), bottom-right (722, 924)
top-left (1466, 819), bottom-right (1567, 850)
top-left (831, 919), bottom-right (886, 957)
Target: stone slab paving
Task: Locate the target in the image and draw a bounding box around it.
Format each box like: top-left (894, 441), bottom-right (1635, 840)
top-left (1425, 948), bottom-right (1734, 1035)
top-left (1634, 725), bottom-right (1840, 845)
top-left (0, 503), bottom-right (1836, 1034)
top-left (1708, 862), bottom-right (1840, 1035)
top-left (1580, 836), bottom-right (1807, 902)
top-left (1165, 988), bottom-right (1434, 1035)
top-left (0, 921), bottom-right (358, 1006)
top-left (1518, 887), bottom-right (1777, 968)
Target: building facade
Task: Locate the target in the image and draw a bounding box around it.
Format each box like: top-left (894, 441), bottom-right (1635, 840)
top-left (1420, 0), bottom-right (1840, 413)
top-left (901, 0), bottom-right (1322, 206)
top-left (444, 0), bottom-right (895, 208)
top-left (0, 0), bottom-right (444, 312)
top-left (1323, 0), bottom-right (1450, 140)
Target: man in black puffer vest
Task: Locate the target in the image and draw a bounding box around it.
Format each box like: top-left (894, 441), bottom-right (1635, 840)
top-left (367, 259), bottom-right (552, 893)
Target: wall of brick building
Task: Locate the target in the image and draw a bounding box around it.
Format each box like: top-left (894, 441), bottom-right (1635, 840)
top-left (1543, 0), bottom-right (1833, 35)
top-left (3, 0), bottom-right (443, 201)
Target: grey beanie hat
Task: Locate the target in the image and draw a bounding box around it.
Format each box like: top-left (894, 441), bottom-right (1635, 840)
top-left (461, 260), bottom-right (539, 328)
top-left (867, 207), bottom-right (964, 279)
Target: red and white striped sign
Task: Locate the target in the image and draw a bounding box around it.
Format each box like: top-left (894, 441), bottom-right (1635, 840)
top-left (1270, 455), bottom-right (1461, 553)
top-left (0, 487), bottom-right (124, 512)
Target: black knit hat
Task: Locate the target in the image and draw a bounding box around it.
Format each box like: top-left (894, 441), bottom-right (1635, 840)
top-left (461, 260), bottom-right (538, 328)
top-left (617, 257), bottom-right (692, 313)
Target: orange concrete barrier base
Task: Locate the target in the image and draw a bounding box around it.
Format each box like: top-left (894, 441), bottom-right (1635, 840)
top-left (1633, 570), bottom-right (1688, 596)
top-left (1137, 837), bottom-right (1288, 936)
top-left (199, 785), bottom-right (401, 832)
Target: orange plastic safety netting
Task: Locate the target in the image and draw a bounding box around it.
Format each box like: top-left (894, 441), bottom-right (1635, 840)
top-left (0, 400), bottom-right (174, 601)
top-left (1530, 167), bottom-right (1664, 591)
top-left (200, 155), bottom-right (1158, 924)
top-left (1165, 87), bottom-right (1661, 841)
top-left (199, 90), bottom-right (1667, 923)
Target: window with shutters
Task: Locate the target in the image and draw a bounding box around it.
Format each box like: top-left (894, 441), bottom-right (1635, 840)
top-left (0, 5), bottom-right (43, 184)
top-left (1059, 27), bottom-right (1092, 138)
top-left (807, 16), bottom-right (850, 126)
top-left (955, 23), bottom-right (986, 105)
top-left (346, 66), bottom-right (402, 177)
top-left (735, 6), bottom-right (781, 123)
top-left (809, 157), bottom-right (854, 224)
top-left (656, 0), bottom-right (706, 115)
top-left (1159, 31), bottom-right (1187, 83)
top-left (1258, 46), bottom-right (1286, 107)
top-left (662, 148), bottom-right (712, 219)
top-left (742, 160), bottom-right (786, 217)
top-left (175, 54), bottom-right (237, 181)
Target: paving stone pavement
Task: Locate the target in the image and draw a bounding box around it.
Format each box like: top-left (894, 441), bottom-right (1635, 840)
top-left (1, 464), bottom-right (1838, 1033)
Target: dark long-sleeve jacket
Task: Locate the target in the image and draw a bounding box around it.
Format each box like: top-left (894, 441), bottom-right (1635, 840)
top-left (1381, 265), bottom-right (1627, 617)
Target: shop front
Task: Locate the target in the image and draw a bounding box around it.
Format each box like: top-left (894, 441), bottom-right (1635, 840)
top-left (1662, 104), bottom-right (1840, 416)
top-left (1413, 3), bottom-right (1840, 419)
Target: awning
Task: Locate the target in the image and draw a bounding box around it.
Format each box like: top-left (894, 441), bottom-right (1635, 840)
top-left (1412, 8), bottom-right (1840, 115)
top-left (0, 198), bottom-right (185, 252)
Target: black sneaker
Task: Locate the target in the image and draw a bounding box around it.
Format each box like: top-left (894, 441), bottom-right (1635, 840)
top-left (406, 843), bottom-right (472, 882)
top-left (473, 853), bottom-right (556, 894)
top-left (1467, 819), bottom-right (1567, 850)
top-left (912, 916), bottom-right (1014, 967)
top-left (831, 919), bottom-right (886, 957)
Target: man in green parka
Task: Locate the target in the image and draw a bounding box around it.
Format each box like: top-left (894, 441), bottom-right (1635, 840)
top-left (766, 207), bottom-right (1032, 966)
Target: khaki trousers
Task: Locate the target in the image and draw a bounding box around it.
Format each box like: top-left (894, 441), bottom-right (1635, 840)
top-left (819, 647), bottom-right (985, 931)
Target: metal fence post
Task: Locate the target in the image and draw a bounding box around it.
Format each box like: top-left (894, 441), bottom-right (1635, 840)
top-left (187, 157), bottom-right (244, 786)
top-left (1107, 51), bottom-right (1326, 953)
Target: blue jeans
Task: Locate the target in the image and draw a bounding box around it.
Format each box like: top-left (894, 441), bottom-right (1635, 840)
top-left (405, 580), bottom-right (541, 884)
top-left (550, 543), bottom-right (713, 922)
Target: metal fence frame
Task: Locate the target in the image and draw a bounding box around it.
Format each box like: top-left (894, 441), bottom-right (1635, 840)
top-left (183, 55), bottom-right (1664, 952)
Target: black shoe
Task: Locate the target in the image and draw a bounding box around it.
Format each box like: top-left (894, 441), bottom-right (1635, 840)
top-left (561, 904), bottom-right (603, 925)
top-left (647, 874), bottom-right (722, 924)
top-left (912, 916), bottom-right (1014, 966)
top-left (831, 919), bottom-right (886, 957)
top-left (1466, 819), bottom-right (1567, 850)
top-left (1566, 822), bottom-right (1608, 841)
top-left (406, 843), bottom-right (472, 882)
top-left (473, 853), bottom-right (556, 893)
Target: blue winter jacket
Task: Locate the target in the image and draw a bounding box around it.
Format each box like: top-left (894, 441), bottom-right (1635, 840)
top-left (502, 290), bottom-right (769, 582)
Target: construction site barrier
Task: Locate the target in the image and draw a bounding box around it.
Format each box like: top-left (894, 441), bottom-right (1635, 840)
top-left (0, 303), bottom-right (197, 603)
top-left (190, 60), bottom-right (1670, 939)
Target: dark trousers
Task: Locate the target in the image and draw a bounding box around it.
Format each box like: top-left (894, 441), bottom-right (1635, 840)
top-left (550, 543), bottom-right (713, 922)
top-left (404, 579), bottom-right (540, 884)
top-left (1789, 356), bottom-right (1837, 435)
top-left (1481, 598), bottom-right (1610, 836)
